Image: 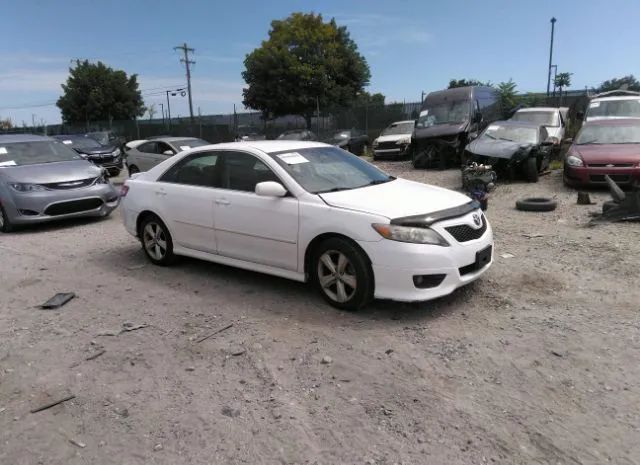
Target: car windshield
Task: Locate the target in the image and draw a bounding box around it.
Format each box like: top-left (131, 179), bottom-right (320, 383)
top-left (87, 132), bottom-right (112, 145)
top-left (58, 137), bottom-right (103, 149)
top-left (482, 124), bottom-right (539, 144)
top-left (417, 100), bottom-right (469, 128)
top-left (512, 110), bottom-right (559, 127)
top-left (269, 146), bottom-right (393, 194)
top-left (586, 99), bottom-right (640, 120)
top-left (172, 139), bottom-right (209, 151)
top-left (575, 124), bottom-right (640, 144)
top-left (381, 122), bottom-right (414, 136)
top-left (0, 141), bottom-right (83, 166)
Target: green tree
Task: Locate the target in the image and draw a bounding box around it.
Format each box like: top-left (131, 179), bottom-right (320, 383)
top-left (57, 60), bottom-right (145, 123)
top-left (448, 78), bottom-right (492, 89)
top-left (242, 12), bottom-right (371, 129)
top-left (598, 74), bottom-right (640, 93)
top-left (497, 79), bottom-right (518, 115)
top-left (146, 103), bottom-right (157, 121)
top-left (554, 72), bottom-right (572, 99)
top-left (356, 91), bottom-right (385, 107)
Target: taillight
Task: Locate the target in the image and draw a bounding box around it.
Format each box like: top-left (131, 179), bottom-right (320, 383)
top-left (120, 185), bottom-right (129, 197)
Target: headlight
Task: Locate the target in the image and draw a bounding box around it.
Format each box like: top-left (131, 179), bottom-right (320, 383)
top-left (111, 148), bottom-right (121, 157)
top-left (372, 139), bottom-right (379, 147)
top-left (372, 223), bottom-right (450, 246)
top-left (566, 155), bottom-right (584, 167)
top-left (10, 183), bottom-right (47, 192)
top-left (396, 137), bottom-right (411, 145)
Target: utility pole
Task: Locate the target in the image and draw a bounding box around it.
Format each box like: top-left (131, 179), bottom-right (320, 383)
top-left (546, 17), bottom-right (557, 98)
top-left (160, 103), bottom-right (165, 129)
top-left (174, 42), bottom-right (195, 123)
top-left (166, 90), bottom-right (172, 131)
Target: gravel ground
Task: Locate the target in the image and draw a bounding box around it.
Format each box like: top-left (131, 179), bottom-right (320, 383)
top-left (0, 164), bottom-right (638, 465)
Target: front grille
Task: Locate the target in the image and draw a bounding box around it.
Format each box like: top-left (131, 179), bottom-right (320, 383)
top-left (445, 215), bottom-right (487, 242)
top-left (44, 198), bottom-right (103, 216)
top-left (587, 163), bottom-right (633, 168)
top-left (376, 141), bottom-right (402, 150)
top-left (42, 178), bottom-right (97, 190)
top-left (589, 174), bottom-right (631, 183)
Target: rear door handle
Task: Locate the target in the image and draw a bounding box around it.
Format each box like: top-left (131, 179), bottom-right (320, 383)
top-left (215, 198), bottom-right (230, 206)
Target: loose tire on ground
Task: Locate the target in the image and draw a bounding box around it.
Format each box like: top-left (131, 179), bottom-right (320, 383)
top-left (515, 197), bottom-right (557, 212)
top-left (139, 214), bottom-right (176, 266)
top-left (312, 237), bottom-right (374, 311)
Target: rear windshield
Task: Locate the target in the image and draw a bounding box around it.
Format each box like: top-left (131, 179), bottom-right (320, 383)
top-left (0, 141), bottom-right (83, 166)
top-left (512, 110), bottom-right (559, 127)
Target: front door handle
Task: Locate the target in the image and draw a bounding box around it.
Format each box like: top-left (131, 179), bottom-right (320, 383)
top-left (215, 198), bottom-right (230, 206)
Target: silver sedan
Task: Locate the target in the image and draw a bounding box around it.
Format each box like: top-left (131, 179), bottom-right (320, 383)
top-left (0, 134), bottom-right (120, 232)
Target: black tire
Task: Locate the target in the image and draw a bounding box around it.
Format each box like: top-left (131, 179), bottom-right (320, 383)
top-left (515, 197), bottom-right (557, 212)
top-left (312, 237), bottom-right (374, 311)
top-left (524, 157), bottom-right (539, 183)
top-left (0, 204), bottom-right (14, 233)
top-left (128, 165), bottom-right (140, 176)
top-left (139, 214), bottom-right (175, 266)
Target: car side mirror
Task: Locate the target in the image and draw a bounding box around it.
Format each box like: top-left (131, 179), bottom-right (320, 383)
top-left (255, 181), bottom-right (287, 197)
top-left (473, 112), bottom-right (483, 123)
top-left (163, 150), bottom-right (174, 156)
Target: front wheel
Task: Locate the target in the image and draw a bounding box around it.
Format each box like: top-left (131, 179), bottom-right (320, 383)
top-left (140, 215), bottom-right (175, 265)
top-left (0, 205), bottom-right (14, 233)
top-left (524, 157), bottom-right (539, 183)
top-left (312, 238), bottom-right (374, 311)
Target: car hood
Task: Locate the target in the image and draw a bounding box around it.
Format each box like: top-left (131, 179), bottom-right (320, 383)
top-left (572, 143), bottom-right (640, 164)
top-left (414, 122), bottom-right (468, 140)
top-left (1, 160), bottom-right (102, 184)
top-left (467, 138), bottom-right (532, 159)
top-left (376, 134), bottom-right (412, 143)
top-left (319, 178), bottom-right (471, 219)
top-left (76, 145), bottom-right (118, 155)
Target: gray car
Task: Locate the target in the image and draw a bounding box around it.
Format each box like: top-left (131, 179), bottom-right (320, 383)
top-left (125, 137), bottom-right (209, 174)
top-left (0, 134), bottom-right (120, 232)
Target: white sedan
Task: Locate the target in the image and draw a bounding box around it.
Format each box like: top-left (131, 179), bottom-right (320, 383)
top-left (120, 141), bottom-right (493, 310)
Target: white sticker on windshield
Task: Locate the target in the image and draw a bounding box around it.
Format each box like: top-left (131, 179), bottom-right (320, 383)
top-left (0, 160), bottom-right (16, 167)
top-left (419, 110), bottom-right (429, 117)
top-left (486, 125), bottom-right (499, 131)
top-left (179, 146), bottom-right (191, 151)
top-left (278, 152), bottom-right (309, 165)
top-left (589, 101), bottom-right (600, 108)
top-left (0, 147), bottom-right (7, 154)
top-left (62, 140), bottom-right (73, 145)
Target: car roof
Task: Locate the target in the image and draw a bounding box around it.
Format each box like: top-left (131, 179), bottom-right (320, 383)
top-left (582, 118), bottom-right (640, 127)
top-left (490, 120), bottom-right (541, 129)
top-left (195, 140), bottom-right (328, 154)
top-left (591, 95), bottom-right (640, 102)
top-left (0, 134), bottom-right (54, 143)
top-left (515, 107), bottom-right (559, 112)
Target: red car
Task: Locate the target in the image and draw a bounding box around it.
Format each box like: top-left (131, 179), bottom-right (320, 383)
top-left (564, 119), bottom-right (640, 187)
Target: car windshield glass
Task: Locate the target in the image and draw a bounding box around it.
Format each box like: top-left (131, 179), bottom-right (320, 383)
top-left (483, 124), bottom-right (539, 144)
top-left (576, 124), bottom-right (640, 144)
top-left (381, 122), bottom-right (414, 135)
top-left (58, 137), bottom-right (103, 149)
top-left (172, 139), bottom-right (209, 151)
top-left (0, 141), bottom-right (83, 166)
top-left (269, 146), bottom-right (392, 194)
top-left (417, 100), bottom-right (469, 127)
top-left (512, 110), bottom-right (559, 127)
top-left (87, 132), bottom-right (111, 145)
top-left (586, 99), bottom-right (640, 119)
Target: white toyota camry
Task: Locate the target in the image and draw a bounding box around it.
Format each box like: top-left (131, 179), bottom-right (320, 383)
top-left (120, 141), bottom-right (493, 310)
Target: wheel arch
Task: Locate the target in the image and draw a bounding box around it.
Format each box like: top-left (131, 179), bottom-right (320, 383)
top-left (136, 210), bottom-right (170, 238)
top-left (303, 232), bottom-right (373, 279)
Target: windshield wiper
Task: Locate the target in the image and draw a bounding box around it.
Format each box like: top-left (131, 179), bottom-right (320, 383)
top-left (315, 186), bottom-right (353, 194)
top-left (484, 133), bottom-right (497, 140)
top-left (498, 137), bottom-right (516, 142)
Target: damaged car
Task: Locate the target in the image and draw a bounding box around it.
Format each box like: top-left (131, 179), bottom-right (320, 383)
top-left (371, 120), bottom-right (415, 160)
top-left (464, 121), bottom-right (553, 183)
top-left (325, 129), bottom-right (369, 156)
top-left (53, 134), bottom-right (123, 177)
top-left (412, 86), bottom-right (502, 169)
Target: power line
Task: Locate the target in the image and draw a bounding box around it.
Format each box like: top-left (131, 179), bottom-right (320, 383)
top-left (0, 101), bottom-right (57, 111)
top-left (174, 43), bottom-right (195, 123)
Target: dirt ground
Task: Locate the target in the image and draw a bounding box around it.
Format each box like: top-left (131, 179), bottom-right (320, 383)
top-left (1, 163), bottom-right (638, 465)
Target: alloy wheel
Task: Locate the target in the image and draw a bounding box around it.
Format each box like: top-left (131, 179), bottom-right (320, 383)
top-left (143, 222), bottom-right (168, 260)
top-left (317, 250), bottom-right (357, 303)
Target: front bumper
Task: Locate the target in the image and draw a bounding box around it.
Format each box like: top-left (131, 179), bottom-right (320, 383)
top-left (373, 142), bottom-right (411, 158)
top-left (564, 165), bottom-right (640, 186)
top-left (2, 183), bottom-right (120, 225)
top-left (87, 156), bottom-right (123, 175)
top-left (358, 210), bottom-right (494, 302)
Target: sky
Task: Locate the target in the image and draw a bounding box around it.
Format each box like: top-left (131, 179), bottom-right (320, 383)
top-left (1, 0), bottom-right (638, 124)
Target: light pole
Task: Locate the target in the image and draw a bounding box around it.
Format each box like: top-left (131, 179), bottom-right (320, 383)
top-left (546, 17), bottom-right (557, 98)
top-left (159, 103), bottom-right (165, 129)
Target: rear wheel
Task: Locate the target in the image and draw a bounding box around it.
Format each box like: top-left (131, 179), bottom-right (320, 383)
top-left (524, 157), bottom-right (539, 183)
top-left (140, 215), bottom-right (175, 265)
top-left (0, 205), bottom-right (14, 233)
top-left (312, 238), bottom-right (374, 311)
